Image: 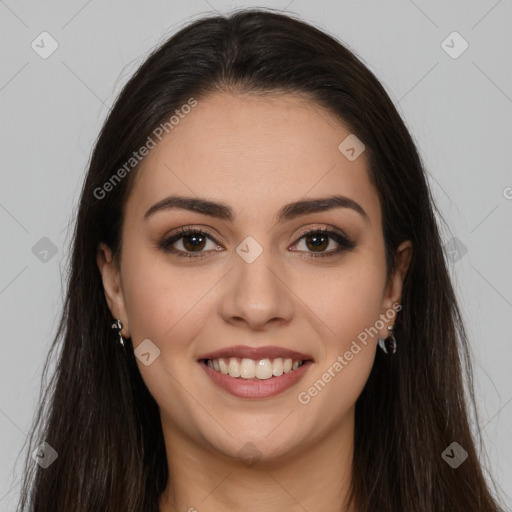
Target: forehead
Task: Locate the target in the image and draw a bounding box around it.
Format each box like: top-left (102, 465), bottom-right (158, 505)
top-left (125, 92), bottom-right (381, 227)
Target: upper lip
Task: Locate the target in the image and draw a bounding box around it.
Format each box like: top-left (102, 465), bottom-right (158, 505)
top-left (198, 345), bottom-right (314, 362)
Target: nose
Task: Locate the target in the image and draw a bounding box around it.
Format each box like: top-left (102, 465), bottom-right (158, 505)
top-left (219, 246), bottom-right (295, 330)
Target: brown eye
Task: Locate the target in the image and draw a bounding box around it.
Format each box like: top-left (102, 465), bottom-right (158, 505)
top-left (181, 232), bottom-right (207, 252)
top-left (160, 228), bottom-right (221, 258)
top-left (291, 228), bottom-right (356, 258)
top-left (160, 227), bottom-right (356, 260)
top-left (304, 232), bottom-right (330, 252)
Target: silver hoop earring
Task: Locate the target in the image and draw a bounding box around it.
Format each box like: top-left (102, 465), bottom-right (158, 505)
top-left (378, 325), bottom-right (397, 355)
top-left (111, 319), bottom-right (126, 348)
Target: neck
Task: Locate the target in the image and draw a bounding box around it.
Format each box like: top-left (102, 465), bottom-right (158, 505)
top-left (158, 410), bottom-right (356, 512)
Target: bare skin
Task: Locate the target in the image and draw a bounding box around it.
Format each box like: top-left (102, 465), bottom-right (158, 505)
top-left (97, 92), bottom-right (412, 512)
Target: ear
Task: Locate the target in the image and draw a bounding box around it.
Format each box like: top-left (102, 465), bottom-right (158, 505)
top-left (378, 240), bottom-right (413, 338)
top-left (96, 242), bottom-right (130, 338)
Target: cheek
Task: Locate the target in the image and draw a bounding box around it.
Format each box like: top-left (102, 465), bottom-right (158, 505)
top-left (296, 274), bottom-right (381, 430)
top-left (119, 249), bottom-right (215, 432)
top-left (294, 258), bottom-right (386, 348)
top-left (120, 245), bottom-right (213, 348)
top-left (297, 342), bottom-right (375, 441)
top-left (293, 262), bottom-right (383, 410)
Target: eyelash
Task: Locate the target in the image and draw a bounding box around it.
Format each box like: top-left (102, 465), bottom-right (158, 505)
top-left (159, 226), bottom-right (356, 260)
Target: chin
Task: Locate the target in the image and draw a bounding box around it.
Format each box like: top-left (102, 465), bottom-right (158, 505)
top-left (206, 429), bottom-right (303, 465)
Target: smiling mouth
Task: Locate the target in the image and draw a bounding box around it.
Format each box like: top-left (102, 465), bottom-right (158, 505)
top-left (202, 357), bottom-right (308, 380)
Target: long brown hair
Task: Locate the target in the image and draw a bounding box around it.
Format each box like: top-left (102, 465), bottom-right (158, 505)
top-left (16, 7), bottom-right (504, 511)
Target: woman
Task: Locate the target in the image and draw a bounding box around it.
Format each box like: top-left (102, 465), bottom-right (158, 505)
top-left (16, 7), bottom-right (504, 512)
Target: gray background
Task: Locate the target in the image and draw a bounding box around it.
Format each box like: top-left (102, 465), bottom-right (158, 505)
top-left (1, 0), bottom-right (511, 509)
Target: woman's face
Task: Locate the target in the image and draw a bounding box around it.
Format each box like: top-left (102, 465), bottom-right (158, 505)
top-left (98, 92), bottom-right (411, 463)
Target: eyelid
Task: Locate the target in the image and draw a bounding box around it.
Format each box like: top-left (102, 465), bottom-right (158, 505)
top-left (294, 223), bottom-right (351, 241)
top-left (159, 224), bottom-right (356, 259)
top-left (161, 227), bottom-right (221, 255)
top-left (290, 226), bottom-right (356, 257)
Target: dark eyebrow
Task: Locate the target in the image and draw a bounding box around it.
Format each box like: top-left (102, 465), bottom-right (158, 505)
top-left (144, 194), bottom-right (370, 226)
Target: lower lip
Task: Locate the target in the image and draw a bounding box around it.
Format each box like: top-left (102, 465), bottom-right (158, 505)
top-left (199, 360), bottom-right (314, 399)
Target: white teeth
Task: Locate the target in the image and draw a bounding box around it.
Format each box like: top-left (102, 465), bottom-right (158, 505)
top-left (228, 358), bottom-right (241, 378)
top-left (255, 359), bottom-right (273, 380)
top-left (218, 358), bottom-right (229, 375)
top-left (240, 358), bottom-right (255, 378)
top-left (207, 357), bottom-right (305, 379)
top-left (272, 358), bottom-right (283, 377)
